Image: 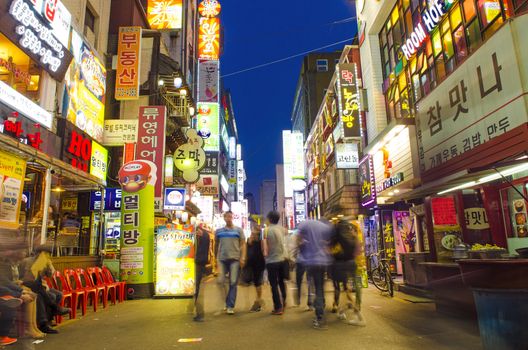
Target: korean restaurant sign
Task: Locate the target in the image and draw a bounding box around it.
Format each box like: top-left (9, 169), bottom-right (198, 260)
top-left (0, 80), bottom-right (53, 129)
top-left (196, 174), bottom-right (219, 198)
top-left (64, 30), bottom-right (106, 142)
top-left (29, 0), bottom-right (72, 47)
top-left (147, 0), bottom-right (183, 30)
top-left (336, 142), bottom-right (359, 169)
top-left (136, 106), bottom-right (166, 211)
top-left (359, 155), bottom-right (376, 207)
top-left (416, 22), bottom-right (528, 174)
top-left (90, 140), bottom-right (108, 183)
top-left (198, 60), bottom-right (219, 103)
top-left (237, 161), bottom-right (245, 200)
top-left (115, 27), bottom-right (142, 100)
top-left (336, 63), bottom-right (361, 138)
top-left (198, 17), bottom-right (220, 60)
top-left (102, 119), bottom-right (138, 146)
top-left (173, 129), bottom-right (206, 183)
top-left (197, 102), bottom-right (220, 151)
top-left (0, 0), bottom-right (73, 81)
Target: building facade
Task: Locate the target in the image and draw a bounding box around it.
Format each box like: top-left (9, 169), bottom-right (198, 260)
top-left (260, 179), bottom-right (276, 218)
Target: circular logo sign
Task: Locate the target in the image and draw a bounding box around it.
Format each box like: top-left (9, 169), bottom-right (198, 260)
top-left (167, 190), bottom-right (184, 205)
top-left (199, 0), bottom-right (221, 18)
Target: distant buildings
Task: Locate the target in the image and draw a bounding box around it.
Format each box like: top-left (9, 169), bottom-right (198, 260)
top-left (259, 180), bottom-right (276, 218)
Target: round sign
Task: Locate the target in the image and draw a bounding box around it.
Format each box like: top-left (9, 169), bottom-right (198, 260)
top-left (167, 190), bottom-right (184, 205)
top-left (292, 179), bottom-right (307, 192)
top-left (199, 0), bottom-right (221, 18)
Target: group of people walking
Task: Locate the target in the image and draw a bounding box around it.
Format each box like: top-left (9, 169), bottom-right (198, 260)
top-left (194, 210), bottom-right (364, 329)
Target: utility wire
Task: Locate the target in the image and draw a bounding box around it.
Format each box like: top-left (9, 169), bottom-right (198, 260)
top-left (221, 36), bottom-right (356, 78)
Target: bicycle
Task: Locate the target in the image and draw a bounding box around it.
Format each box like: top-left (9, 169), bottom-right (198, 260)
top-left (367, 250), bottom-right (394, 297)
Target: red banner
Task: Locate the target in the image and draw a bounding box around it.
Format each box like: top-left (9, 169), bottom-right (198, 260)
top-left (136, 106), bottom-right (166, 210)
top-left (432, 197), bottom-right (458, 226)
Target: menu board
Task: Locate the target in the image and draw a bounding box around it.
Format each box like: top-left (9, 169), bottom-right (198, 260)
top-left (432, 197), bottom-right (458, 226)
top-left (0, 151), bottom-right (26, 229)
top-left (155, 226), bottom-right (195, 297)
top-left (512, 199), bottom-right (528, 238)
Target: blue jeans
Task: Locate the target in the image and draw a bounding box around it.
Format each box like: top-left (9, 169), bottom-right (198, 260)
top-left (308, 265), bottom-right (327, 321)
top-left (217, 259), bottom-right (240, 308)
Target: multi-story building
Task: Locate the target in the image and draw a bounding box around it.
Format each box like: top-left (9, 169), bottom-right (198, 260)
top-left (357, 0), bottom-right (528, 280)
top-left (291, 52), bottom-right (342, 140)
top-left (260, 180), bottom-right (276, 218)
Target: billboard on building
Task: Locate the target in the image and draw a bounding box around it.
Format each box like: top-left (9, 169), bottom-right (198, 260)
top-left (147, 0), bottom-right (183, 29)
top-left (337, 63), bottom-right (361, 138)
top-left (198, 17), bottom-right (220, 60)
top-left (197, 102), bottom-right (220, 151)
top-left (198, 60), bottom-right (219, 103)
top-left (115, 27), bottom-right (142, 100)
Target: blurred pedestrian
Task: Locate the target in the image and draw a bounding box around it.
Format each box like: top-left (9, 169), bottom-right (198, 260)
top-left (330, 218), bottom-right (364, 325)
top-left (215, 211), bottom-right (246, 315)
top-left (262, 211), bottom-right (288, 315)
top-left (297, 219), bottom-right (334, 329)
top-left (288, 229), bottom-right (314, 310)
top-left (246, 222), bottom-right (266, 312)
top-left (194, 224), bottom-right (210, 322)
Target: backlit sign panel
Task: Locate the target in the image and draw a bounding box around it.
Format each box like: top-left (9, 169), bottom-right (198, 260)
top-left (147, 0), bottom-right (183, 29)
top-left (198, 17), bottom-right (220, 60)
top-left (115, 27), bottom-right (142, 100)
top-left (336, 63), bottom-right (361, 138)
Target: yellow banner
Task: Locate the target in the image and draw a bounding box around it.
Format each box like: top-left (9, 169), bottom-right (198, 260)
top-left (0, 150), bottom-right (26, 229)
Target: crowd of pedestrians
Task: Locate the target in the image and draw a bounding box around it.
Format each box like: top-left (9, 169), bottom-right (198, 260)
top-left (194, 210), bottom-right (365, 330)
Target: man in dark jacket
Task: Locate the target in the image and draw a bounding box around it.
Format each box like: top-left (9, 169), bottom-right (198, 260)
top-left (194, 224), bottom-right (210, 322)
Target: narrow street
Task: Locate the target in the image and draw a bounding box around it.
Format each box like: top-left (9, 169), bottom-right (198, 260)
top-left (14, 282), bottom-right (481, 350)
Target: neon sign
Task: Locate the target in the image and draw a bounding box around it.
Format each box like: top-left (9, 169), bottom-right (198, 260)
top-left (401, 0), bottom-right (448, 60)
top-left (198, 0), bottom-right (221, 18)
top-left (198, 17), bottom-right (220, 60)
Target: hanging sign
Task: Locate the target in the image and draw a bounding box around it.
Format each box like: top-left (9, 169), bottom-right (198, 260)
top-left (198, 0), bottom-right (221, 18)
top-left (173, 129), bottom-right (206, 183)
top-left (103, 119), bottom-right (138, 146)
top-left (198, 17), bottom-right (220, 60)
top-left (336, 63), bottom-right (361, 138)
top-left (115, 27), bottom-right (142, 100)
top-left (336, 142), bottom-right (359, 169)
top-left (359, 155), bottom-right (376, 207)
top-left (164, 188), bottom-right (186, 210)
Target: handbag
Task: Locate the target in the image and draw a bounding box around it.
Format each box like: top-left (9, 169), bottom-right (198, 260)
top-left (281, 259), bottom-right (291, 281)
top-left (240, 265), bottom-right (253, 286)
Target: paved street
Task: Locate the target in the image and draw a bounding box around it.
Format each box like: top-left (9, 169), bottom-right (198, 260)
top-left (11, 280), bottom-right (482, 350)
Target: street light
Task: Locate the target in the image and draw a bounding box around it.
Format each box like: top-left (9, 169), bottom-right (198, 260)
top-left (189, 106), bottom-right (195, 116)
top-left (174, 77), bottom-right (183, 88)
top-left (158, 79), bottom-right (164, 86)
top-left (179, 88), bottom-right (188, 96)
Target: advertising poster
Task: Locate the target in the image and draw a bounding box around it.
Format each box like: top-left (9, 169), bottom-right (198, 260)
top-left (392, 211), bottom-right (414, 274)
top-left (136, 106), bottom-right (166, 211)
top-left (0, 151), bottom-right (26, 229)
top-left (198, 60), bottom-right (219, 103)
top-left (115, 27), bottom-right (142, 100)
top-left (432, 197), bottom-right (462, 262)
top-left (118, 160), bottom-right (156, 297)
top-left (197, 103), bottom-right (219, 151)
top-left (380, 210), bottom-right (397, 273)
top-left (155, 225), bottom-right (195, 296)
top-left (64, 30), bottom-right (106, 142)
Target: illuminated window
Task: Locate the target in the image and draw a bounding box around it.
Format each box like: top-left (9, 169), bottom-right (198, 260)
top-left (477, 0), bottom-right (502, 26)
top-left (463, 0), bottom-right (477, 21)
top-left (316, 59), bottom-right (328, 72)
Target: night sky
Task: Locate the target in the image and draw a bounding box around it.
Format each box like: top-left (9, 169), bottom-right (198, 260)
top-left (221, 0), bottom-right (357, 204)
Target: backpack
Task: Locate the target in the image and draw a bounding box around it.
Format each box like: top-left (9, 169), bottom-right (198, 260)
top-left (331, 220), bottom-right (358, 261)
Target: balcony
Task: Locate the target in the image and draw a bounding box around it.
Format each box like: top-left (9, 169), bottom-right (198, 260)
top-left (160, 91), bottom-right (191, 128)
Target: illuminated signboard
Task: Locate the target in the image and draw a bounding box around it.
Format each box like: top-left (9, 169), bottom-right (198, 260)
top-left (147, 0), bottom-right (183, 29)
top-left (400, 0), bottom-right (448, 60)
top-left (291, 131), bottom-right (305, 179)
top-left (0, 80), bottom-right (52, 129)
top-left (359, 155), bottom-right (376, 207)
top-left (198, 0), bottom-right (221, 18)
top-left (336, 142), bottom-right (359, 169)
top-left (90, 140), bottom-right (108, 183)
top-left (237, 160), bottom-right (245, 200)
top-left (0, 0), bottom-right (73, 81)
top-left (164, 188), bottom-right (186, 210)
top-left (336, 63), bottom-right (361, 138)
top-left (197, 102), bottom-right (220, 151)
top-left (198, 60), bottom-right (219, 103)
top-left (115, 27), bottom-right (142, 100)
top-left (282, 130), bottom-right (293, 198)
top-left (60, 121), bottom-right (92, 173)
top-left (198, 17), bottom-right (220, 60)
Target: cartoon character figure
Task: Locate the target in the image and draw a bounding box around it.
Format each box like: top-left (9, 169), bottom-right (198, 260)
top-left (382, 147), bottom-right (392, 179)
top-left (118, 160), bottom-right (155, 193)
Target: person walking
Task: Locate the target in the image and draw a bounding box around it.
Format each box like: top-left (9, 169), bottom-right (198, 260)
top-left (194, 224), bottom-right (211, 322)
top-left (246, 222), bottom-right (266, 312)
top-left (262, 211), bottom-right (288, 315)
top-left (297, 219), bottom-right (334, 329)
top-left (215, 211), bottom-right (246, 315)
top-left (288, 229), bottom-right (314, 310)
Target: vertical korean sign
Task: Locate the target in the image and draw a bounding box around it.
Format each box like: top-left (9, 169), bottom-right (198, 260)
top-left (359, 155), bottom-right (376, 207)
top-left (198, 17), bottom-right (220, 60)
top-left (0, 151), bottom-right (26, 229)
top-left (337, 63), bottom-right (361, 138)
top-left (136, 106), bottom-right (166, 211)
top-left (118, 160), bottom-right (157, 297)
top-left (115, 27), bottom-right (142, 100)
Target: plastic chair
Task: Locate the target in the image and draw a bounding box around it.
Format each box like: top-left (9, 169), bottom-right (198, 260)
top-left (64, 269), bottom-right (98, 313)
top-left (76, 268), bottom-right (108, 309)
top-left (43, 276), bottom-right (72, 324)
top-left (102, 266), bottom-right (126, 302)
top-left (87, 267), bottom-right (117, 305)
top-left (52, 271), bottom-right (85, 320)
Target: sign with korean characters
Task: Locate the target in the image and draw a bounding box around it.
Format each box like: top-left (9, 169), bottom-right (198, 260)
top-left (28, 0), bottom-right (72, 47)
top-left (464, 207), bottom-right (490, 230)
top-left (381, 210), bottom-right (397, 273)
top-left (197, 103), bottom-right (220, 151)
top-left (173, 129), bottom-right (206, 183)
top-left (0, 0), bottom-right (74, 81)
top-left (198, 60), bottom-right (219, 103)
top-left (416, 22), bottom-right (528, 174)
top-left (337, 63), bottom-right (361, 138)
top-left (195, 175), bottom-right (219, 198)
top-left (147, 0), bottom-right (183, 30)
top-left (61, 197), bottom-right (77, 211)
top-left (237, 160), bottom-right (245, 200)
top-left (291, 131), bottom-right (305, 179)
top-left (89, 189), bottom-right (122, 211)
top-left (0, 150), bottom-right (26, 229)
top-left (336, 143), bottom-right (359, 169)
top-left (118, 160), bottom-right (156, 298)
top-left (193, 195), bottom-right (214, 224)
top-left (115, 27), bottom-right (142, 100)
top-left (136, 106), bottom-right (166, 211)
top-left (155, 226), bottom-right (195, 296)
top-left (198, 17), bottom-right (220, 60)
top-left (90, 141), bottom-right (108, 183)
top-left (164, 188), bottom-right (186, 210)
top-left (359, 155), bottom-right (376, 207)
top-left (201, 151), bottom-right (218, 175)
top-left (103, 119), bottom-right (138, 146)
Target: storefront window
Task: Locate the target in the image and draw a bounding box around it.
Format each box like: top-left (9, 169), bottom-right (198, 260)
top-left (478, 0), bottom-right (502, 26)
top-left (453, 26), bottom-right (468, 61)
top-left (0, 33), bottom-right (43, 103)
top-left (465, 19), bottom-right (482, 53)
top-left (500, 185), bottom-right (528, 239)
top-left (464, 0), bottom-right (478, 21)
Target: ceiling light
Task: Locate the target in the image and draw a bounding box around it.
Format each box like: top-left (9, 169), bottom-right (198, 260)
top-left (158, 79), bottom-right (164, 86)
top-left (174, 77), bottom-right (183, 88)
top-left (394, 189), bottom-right (400, 193)
top-left (437, 181), bottom-right (477, 195)
top-left (388, 191), bottom-right (394, 196)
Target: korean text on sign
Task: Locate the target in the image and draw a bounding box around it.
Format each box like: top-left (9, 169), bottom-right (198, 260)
top-left (115, 27), bottom-right (142, 100)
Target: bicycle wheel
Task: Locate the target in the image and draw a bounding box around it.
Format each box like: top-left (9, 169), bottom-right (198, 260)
top-left (371, 267), bottom-right (388, 292)
top-left (384, 265), bottom-right (394, 297)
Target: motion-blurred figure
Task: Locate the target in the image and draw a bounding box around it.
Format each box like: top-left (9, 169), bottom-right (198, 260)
top-left (194, 224), bottom-right (210, 322)
top-left (246, 221), bottom-right (266, 312)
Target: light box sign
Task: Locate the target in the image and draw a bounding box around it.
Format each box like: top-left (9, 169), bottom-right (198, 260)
top-left (147, 0), bottom-right (183, 29)
top-left (336, 142), bottom-right (359, 169)
top-left (0, 150), bottom-right (26, 229)
top-left (201, 151), bottom-right (218, 175)
top-left (198, 0), bottom-right (221, 18)
top-left (59, 120), bottom-right (92, 173)
top-left (196, 174), bottom-right (219, 198)
top-left (90, 140), bottom-right (108, 183)
top-left (29, 0), bottom-right (72, 47)
top-left (64, 30), bottom-right (106, 142)
top-left (198, 17), bottom-right (220, 60)
top-left (198, 60), bottom-right (219, 103)
top-left (0, 0), bottom-right (73, 81)
top-left (115, 27), bottom-right (142, 101)
top-left (359, 155), bottom-right (376, 207)
top-left (291, 131), bottom-right (305, 179)
top-left (89, 188), bottom-right (122, 211)
top-left (164, 188), bottom-right (186, 210)
top-left (337, 63), bottom-right (361, 138)
top-left (193, 195), bottom-right (214, 224)
top-left (282, 130), bottom-right (293, 197)
top-left (103, 119), bottom-right (138, 146)
top-left (197, 103), bottom-right (219, 151)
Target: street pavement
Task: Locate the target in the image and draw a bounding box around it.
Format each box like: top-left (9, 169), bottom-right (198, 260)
top-left (10, 279), bottom-right (482, 350)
